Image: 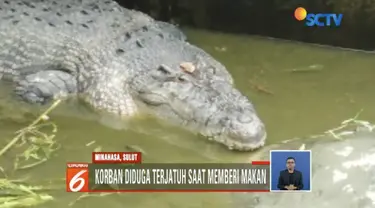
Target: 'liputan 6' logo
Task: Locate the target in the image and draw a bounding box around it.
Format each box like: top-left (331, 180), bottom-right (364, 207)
top-left (66, 163), bottom-right (89, 192)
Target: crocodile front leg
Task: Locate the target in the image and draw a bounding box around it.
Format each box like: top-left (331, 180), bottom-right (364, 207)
top-left (83, 74), bottom-right (139, 117)
top-left (14, 69), bottom-right (77, 104)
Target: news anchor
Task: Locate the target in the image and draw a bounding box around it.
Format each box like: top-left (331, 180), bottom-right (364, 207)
top-left (277, 157), bottom-right (303, 190)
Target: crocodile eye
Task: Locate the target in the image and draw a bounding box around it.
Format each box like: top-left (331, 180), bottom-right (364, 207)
top-left (177, 75), bottom-right (188, 82)
top-left (157, 65), bottom-right (172, 74)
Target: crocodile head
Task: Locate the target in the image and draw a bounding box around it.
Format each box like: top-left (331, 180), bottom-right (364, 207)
top-left (129, 62), bottom-right (266, 151)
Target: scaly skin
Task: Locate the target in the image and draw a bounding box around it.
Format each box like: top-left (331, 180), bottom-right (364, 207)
top-left (0, 0), bottom-right (266, 151)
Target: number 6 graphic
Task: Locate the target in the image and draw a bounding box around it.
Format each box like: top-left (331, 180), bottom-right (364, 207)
top-left (69, 170), bottom-right (87, 192)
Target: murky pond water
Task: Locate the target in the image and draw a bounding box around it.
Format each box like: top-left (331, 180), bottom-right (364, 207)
top-left (1, 29), bottom-right (375, 207)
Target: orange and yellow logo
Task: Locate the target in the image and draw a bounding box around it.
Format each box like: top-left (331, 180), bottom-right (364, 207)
top-left (294, 7), bottom-right (307, 21)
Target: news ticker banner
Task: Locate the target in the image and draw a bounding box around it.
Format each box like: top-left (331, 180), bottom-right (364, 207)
top-left (66, 152), bottom-right (270, 192)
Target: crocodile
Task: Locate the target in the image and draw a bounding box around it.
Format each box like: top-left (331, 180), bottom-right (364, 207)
top-left (0, 0), bottom-right (266, 151)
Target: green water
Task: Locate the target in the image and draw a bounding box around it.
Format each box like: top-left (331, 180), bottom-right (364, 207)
top-left (1, 29), bottom-right (375, 207)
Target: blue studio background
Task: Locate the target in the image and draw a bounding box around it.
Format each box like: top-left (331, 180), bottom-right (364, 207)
top-left (270, 151), bottom-right (311, 191)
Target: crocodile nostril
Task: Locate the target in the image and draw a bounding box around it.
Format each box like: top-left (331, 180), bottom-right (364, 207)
top-left (237, 114), bottom-right (252, 123)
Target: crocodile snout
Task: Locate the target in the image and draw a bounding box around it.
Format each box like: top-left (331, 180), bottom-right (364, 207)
top-left (227, 113), bottom-right (267, 151)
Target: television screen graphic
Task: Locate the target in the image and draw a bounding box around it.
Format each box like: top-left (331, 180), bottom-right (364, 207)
top-left (270, 150), bottom-right (312, 192)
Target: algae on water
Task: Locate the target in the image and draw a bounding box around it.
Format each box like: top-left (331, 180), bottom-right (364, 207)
top-left (0, 100), bottom-right (62, 208)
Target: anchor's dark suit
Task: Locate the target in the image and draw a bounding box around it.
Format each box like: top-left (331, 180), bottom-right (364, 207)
top-left (277, 169), bottom-right (303, 190)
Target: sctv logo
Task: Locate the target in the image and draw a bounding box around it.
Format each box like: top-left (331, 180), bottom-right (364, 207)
top-left (294, 7), bottom-right (343, 27)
